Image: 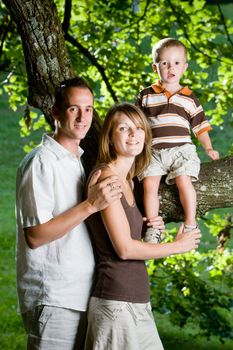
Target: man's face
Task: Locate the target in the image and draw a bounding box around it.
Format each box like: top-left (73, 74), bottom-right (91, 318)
top-left (153, 46), bottom-right (188, 85)
top-left (55, 87), bottom-right (94, 143)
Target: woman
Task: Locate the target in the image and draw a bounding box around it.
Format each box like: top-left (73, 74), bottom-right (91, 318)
top-left (84, 103), bottom-right (201, 350)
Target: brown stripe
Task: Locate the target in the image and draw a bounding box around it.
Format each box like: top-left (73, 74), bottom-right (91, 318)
top-left (151, 126), bottom-right (190, 138)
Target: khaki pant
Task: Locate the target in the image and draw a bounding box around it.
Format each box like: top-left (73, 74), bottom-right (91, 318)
top-left (84, 297), bottom-right (164, 350)
top-left (22, 305), bottom-right (87, 350)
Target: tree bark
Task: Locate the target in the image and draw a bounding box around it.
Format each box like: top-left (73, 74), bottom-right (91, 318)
top-left (3, 0), bottom-right (233, 222)
top-left (3, 0), bottom-right (101, 170)
top-left (135, 156), bottom-right (233, 222)
top-left (3, 0), bottom-right (73, 128)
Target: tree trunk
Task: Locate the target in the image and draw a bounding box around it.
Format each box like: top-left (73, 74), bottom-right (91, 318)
top-left (3, 0), bottom-right (101, 170)
top-left (135, 156), bottom-right (233, 222)
top-left (3, 0), bottom-right (73, 128)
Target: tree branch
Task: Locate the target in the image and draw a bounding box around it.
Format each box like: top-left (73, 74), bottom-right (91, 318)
top-left (216, 1), bottom-right (233, 47)
top-left (64, 32), bottom-right (118, 102)
top-left (0, 16), bottom-right (13, 67)
top-left (60, 0), bottom-right (118, 103)
top-left (135, 155), bottom-right (233, 223)
top-left (135, 0), bottom-right (151, 41)
top-left (62, 0), bottom-right (72, 34)
top-left (166, 0), bottom-right (232, 65)
top-left (136, 0), bottom-right (151, 25)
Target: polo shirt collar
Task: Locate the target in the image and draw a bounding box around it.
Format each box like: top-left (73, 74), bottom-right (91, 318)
top-left (151, 80), bottom-right (192, 97)
top-left (43, 134), bottom-right (84, 160)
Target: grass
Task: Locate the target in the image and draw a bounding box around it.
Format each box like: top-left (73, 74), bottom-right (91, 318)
top-left (0, 94), bottom-right (42, 349)
top-left (157, 312), bottom-right (233, 350)
top-left (0, 90), bottom-right (232, 349)
top-left (0, 98), bottom-right (26, 349)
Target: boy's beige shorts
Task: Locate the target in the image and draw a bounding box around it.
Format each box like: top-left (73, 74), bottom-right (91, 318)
top-left (138, 143), bottom-right (200, 185)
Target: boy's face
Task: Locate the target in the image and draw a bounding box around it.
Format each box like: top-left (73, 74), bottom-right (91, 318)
top-left (153, 46), bottom-right (188, 86)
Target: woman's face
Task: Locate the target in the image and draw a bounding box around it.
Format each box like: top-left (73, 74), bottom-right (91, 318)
top-left (110, 113), bottom-right (145, 159)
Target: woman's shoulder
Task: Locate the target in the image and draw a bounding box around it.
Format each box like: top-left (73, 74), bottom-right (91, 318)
top-left (89, 163), bottom-right (113, 183)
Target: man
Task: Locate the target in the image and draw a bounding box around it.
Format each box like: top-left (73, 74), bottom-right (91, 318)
top-left (16, 77), bottom-right (122, 349)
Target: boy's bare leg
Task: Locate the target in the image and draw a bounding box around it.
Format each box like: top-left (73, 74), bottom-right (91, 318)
top-left (143, 176), bottom-right (161, 219)
top-left (175, 175), bottom-right (197, 231)
top-left (143, 176), bottom-right (163, 243)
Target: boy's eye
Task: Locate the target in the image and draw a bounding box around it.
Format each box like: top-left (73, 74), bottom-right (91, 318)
top-left (175, 61), bottom-right (181, 65)
top-left (160, 61), bottom-right (167, 66)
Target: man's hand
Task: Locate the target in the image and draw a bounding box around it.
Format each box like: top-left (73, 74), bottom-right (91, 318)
top-left (87, 170), bottom-right (123, 213)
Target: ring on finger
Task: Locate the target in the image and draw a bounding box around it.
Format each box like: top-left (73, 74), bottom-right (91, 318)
top-left (108, 183), bottom-right (115, 191)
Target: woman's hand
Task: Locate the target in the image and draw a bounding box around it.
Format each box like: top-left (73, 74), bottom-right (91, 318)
top-left (143, 215), bottom-right (165, 232)
top-left (174, 224), bottom-right (202, 253)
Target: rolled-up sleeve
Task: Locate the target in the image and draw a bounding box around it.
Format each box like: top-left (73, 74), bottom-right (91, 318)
top-left (17, 155), bottom-right (55, 228)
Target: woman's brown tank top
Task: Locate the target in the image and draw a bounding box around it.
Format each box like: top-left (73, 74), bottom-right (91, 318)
top-left (86, 194), bottom-right (150, 303)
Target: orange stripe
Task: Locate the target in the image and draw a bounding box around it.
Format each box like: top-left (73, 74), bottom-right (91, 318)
top-left (151, 81), bottom-right (192, 96)
top-left (196, 126), bottom-right (212, 136)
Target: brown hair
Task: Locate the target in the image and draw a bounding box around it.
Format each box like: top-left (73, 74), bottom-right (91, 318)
top-left (152, 37), bottom-right (187, 63)
top-left (54, 76), bottom-right (93, 110)
top-left (97, 103), bottom-right (152, 179)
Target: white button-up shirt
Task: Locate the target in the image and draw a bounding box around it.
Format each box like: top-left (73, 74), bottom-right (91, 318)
top-left (16, 134), bottom-right (95, 313)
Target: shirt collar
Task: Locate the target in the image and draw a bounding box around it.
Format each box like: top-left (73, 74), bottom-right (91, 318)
top-left (151, 80), bottom-right (192, 97)
top-left (43, 134), bottom-right (84, 160)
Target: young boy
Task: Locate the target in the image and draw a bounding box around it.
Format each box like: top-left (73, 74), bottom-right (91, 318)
top-left (136, 37), bottom-right (219, 243)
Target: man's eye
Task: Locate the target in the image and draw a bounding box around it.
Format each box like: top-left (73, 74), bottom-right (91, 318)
top-left (69, 106), bottom-right (78, 113)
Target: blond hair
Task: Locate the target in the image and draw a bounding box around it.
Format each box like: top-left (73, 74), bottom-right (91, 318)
top-left (97, 103), bottom-right (152, 179)
top-left (152, 37), bottom-right (187, 63)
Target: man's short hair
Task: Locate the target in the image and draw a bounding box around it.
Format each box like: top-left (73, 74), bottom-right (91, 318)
top-left (152, 38), bottom-right (187, 63)
top-left (54, 77), bottom-right (93, 110)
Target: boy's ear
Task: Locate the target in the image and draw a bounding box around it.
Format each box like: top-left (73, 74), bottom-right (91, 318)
top-left (152, 63), bottom-right (158, 73)
top-left (184, 62), bottom-right (189, 72)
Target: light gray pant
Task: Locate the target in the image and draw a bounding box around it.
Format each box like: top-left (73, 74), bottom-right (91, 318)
top-left (84, 297), bottom-right (164, 350)
top-left (21, 305), bottom-right (87, 350)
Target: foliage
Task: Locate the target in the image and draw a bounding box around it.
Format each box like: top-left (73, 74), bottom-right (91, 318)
top-left (0, 97), bottom-right (32, 349)
top-left (148, 236), bottom-right (233, 340)
top-left (1, 0), bottom-right (233, 141)
top-left (147, 217), bottom-right (233, 341)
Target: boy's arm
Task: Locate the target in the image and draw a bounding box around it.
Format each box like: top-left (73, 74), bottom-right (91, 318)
top-left (197, 131), bottom-right (219, 160)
